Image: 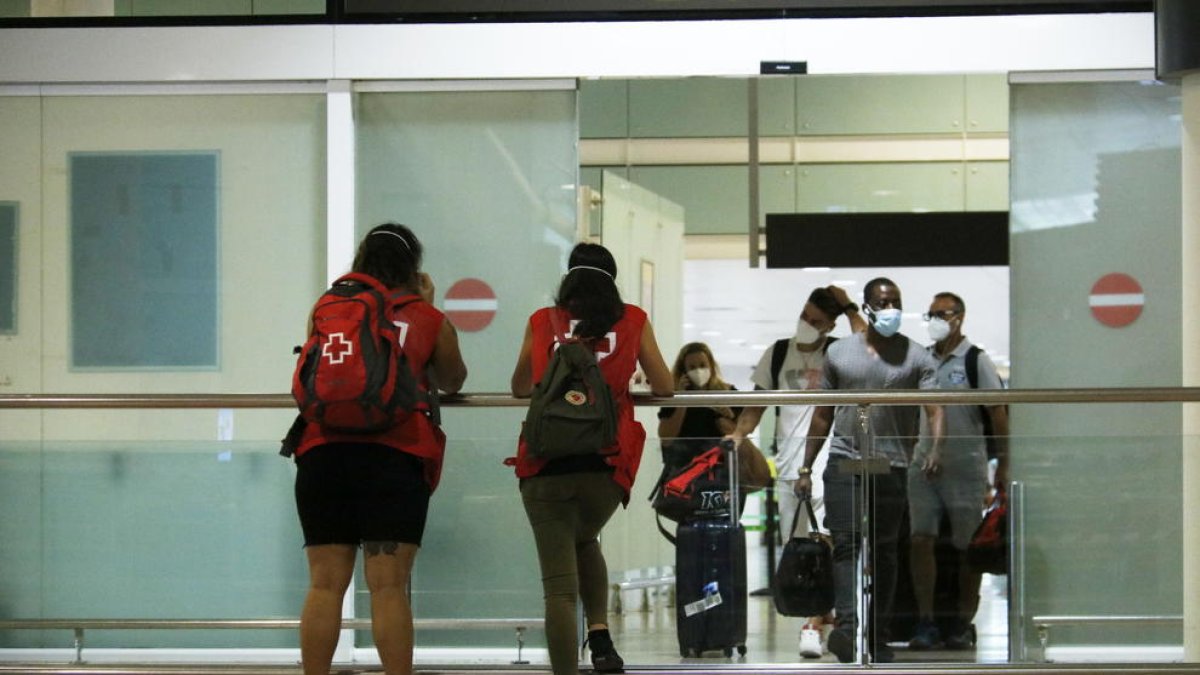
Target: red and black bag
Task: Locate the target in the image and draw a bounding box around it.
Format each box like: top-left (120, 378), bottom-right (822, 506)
top-left (966, 487), bottom-right (1008, 575)
top-left (291, 272), bottom-right (421, 435)
top-left (650, 443), bottom-right (733, 524)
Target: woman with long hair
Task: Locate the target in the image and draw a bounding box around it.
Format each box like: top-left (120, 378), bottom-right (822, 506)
top-left (658, 341), bottom-right (741, 458)
top-left (510, 242), bottom-right (673, 674)
top-left (293, 222), bottom-right (468, 675)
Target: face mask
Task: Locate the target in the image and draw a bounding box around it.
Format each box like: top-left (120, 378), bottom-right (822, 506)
top-left (795, 317), bottom-right (822, 345)
top-left (868, 307), bottom-right (903, 337)
top-left (687, 367), bottom-right (712, 388)
top-left (927, 317), bottom-right (952, 342)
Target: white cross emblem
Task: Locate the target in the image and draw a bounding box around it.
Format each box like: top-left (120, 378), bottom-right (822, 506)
top-left (322, 333), bottom-right (354, 364)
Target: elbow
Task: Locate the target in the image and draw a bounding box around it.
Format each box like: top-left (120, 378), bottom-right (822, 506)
top-left (440, 366), bottom-right (468, 395)
top-left (652, 386), bottom-right (675, 397)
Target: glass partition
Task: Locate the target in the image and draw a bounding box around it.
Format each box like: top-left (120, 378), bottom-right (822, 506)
top-left (2, 405), bottom-right (1194, 669)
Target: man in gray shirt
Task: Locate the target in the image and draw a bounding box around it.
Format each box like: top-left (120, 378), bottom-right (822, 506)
top-left (907, 292), bottom-right (1009, 652)
top-left (796, 277), bottom-right (945, 663)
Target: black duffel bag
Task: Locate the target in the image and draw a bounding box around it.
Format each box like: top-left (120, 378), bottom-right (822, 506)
top-left (773, 498), bottom-right (834, 617)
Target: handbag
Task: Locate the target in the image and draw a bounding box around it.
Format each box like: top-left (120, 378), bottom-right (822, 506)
top-left (737, 438), bottom-right (772, 493)
top-left (773, 498), bottom-right (834, 617)
top-left (967, 487), bottom-right (1008, 575)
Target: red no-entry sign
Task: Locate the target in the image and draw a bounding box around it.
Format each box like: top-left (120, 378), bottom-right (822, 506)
top-left (1089, 273), bottom-right (1144, 328)
top-left (444, 278), bottom-right (497, 332)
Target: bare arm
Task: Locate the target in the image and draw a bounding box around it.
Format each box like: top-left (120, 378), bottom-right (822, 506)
top-left (795, 405), bottom-right (834, 496)
top-left (430, 319), bottom-right (468, 394)
top-left (510, 322), bottom-right (534, 398)
top-left (638, 321), bottom-right (674, 397)
top-left (730, 405), bottom-right (767, 441)
top-left (918, 403), bottom-right (946, 475)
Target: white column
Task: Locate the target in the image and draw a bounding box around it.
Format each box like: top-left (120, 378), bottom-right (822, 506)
top-left (1183, 72), bottom-right (1200, 662)
top-left (327, 79), bottom-right (357, 285)
top-left (326, 79), bottom-right (359, 662)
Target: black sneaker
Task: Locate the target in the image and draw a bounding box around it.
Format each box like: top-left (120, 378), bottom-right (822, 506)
top-left (908, 618), bottom-right (943, 650)
top-left (827, 627), bottom-right (856, 664)
top-left (944, 621), bottom-right (977, 650)
top-left (585, 628), bottom-right (625, 673)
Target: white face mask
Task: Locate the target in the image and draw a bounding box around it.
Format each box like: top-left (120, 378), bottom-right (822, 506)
top-left (927, 317), bottom-right (952, 342)
top-left (795, 317), bottom-right (822, 345)
top-left (687, 367), bottom-right (712, 388)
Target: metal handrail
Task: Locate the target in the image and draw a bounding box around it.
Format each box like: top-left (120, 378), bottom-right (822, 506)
top-left (1032, 615), bottom-right (1184, 663)
top-left (4, 387), bottom-right (1200, 409)
top-left (0, 618), bottom-right (543, 666)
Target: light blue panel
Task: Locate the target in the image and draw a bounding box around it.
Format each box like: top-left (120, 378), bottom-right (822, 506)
top-left (966, 161), bottom-right (1009, 211)
top-left (629, 165), bottom-right (748, 235)
top-left (793, 162), bottom-right (965, 213)
top-left (965, 73), bottom-right (1010, 134)
top-left (35, 441), bottom-right (304, 647)
top-left (1010, 79), bottom-right (1182, 650)
top-left (128, 0), bottom-right (251, 15)
top-left (579, 79), bottom-right (628, 139)
top-left (70, 153), bottom-right (218, 369)
top-left (69, 152), bottom-right (218, 367)
top-left (583, 166), bottom-right (629, 238)
top-left (0, 202), bottom-right (14, 333)
top-left (356, 88), bottom-right (577, 648)
top-left (629, 78), bottom-right (748, 138)
top-left (796, 75), bottom-right (966, 135)
top-left (757, 76), bottom-right (796, 137)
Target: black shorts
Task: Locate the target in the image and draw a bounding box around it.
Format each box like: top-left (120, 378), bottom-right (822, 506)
top-left (295, 443), bottom-right (431, 547)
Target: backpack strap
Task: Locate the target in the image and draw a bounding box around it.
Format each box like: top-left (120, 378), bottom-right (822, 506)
top-left (769, 338), bottom-right (789, 421)
top-left (966, 344), bottom-right (981, 390)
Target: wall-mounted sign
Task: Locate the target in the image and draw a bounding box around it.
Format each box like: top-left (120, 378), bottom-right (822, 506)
top-left (1089, 272), bottom-right (1144, 328)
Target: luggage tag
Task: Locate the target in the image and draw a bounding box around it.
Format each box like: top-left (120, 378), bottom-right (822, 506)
top-left (683, 581), bottom-right (724, 616)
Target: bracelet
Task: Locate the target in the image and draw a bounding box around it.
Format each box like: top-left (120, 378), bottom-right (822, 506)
top-left (797, 466), bottom-right (812, 476)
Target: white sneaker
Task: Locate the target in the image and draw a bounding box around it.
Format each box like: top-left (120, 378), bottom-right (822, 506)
top-left (820, 623), bottom-right (833, 654)
top-left (799, 624), bottom-right (822, 659)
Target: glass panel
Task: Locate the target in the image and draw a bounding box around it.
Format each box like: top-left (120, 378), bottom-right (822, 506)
top-left (354, 86), bottom-right (579, 651)
top-left (40, 93), bottom-right (326, 392)
top-left (1009, 78), bottom-right (1183, 665)
top-left (0, 406), bottom-right (1195, 668)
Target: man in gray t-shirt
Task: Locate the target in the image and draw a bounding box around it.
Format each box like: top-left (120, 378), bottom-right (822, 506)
top-left (796, 277), bottom-right (945, 664)
top-left (907, 291), bottom-right (1009, 652)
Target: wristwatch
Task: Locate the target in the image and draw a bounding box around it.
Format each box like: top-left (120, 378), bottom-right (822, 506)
top-left (841, 302), bottom-right (859, 314)
top-left (797, 466), bottom-right (813, 476)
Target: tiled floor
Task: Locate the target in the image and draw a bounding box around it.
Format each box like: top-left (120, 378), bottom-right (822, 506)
top-left (608, 540), bottom-right (1009, 668)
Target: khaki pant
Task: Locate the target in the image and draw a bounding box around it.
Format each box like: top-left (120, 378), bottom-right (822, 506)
top-left (520, 472), bottom-right (623, 675)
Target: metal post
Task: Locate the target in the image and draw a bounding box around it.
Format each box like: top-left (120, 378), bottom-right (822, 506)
top-left (512, 626), bottom-right (529, 665)
top-left (73, 627), bottom-right (84, 664)
top-left (748, 77), bottom-right (761, 268)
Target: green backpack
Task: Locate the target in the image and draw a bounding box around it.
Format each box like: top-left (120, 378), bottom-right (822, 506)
top-left (523, 339), bottom-right (618, 460)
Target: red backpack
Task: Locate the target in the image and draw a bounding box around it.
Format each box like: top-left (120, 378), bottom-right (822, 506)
top-left (291, 272), bottom-right (421, 434)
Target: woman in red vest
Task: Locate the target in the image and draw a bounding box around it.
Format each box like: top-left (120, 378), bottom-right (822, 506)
top-left (510, 242), bottom-right (673, 674)
top-left (293, 223), bottom-right (468, 675)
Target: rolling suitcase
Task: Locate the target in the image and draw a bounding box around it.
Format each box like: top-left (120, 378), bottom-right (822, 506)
top-left (673, 441), bottom-right (748, 658)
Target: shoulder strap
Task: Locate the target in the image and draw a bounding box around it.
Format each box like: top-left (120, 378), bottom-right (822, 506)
top-left (822, 335), bottom-right (838, 353)
top-left (770, 338), bottom-right (789, 390)
top-left (966, 344), bottom-right (981, 390)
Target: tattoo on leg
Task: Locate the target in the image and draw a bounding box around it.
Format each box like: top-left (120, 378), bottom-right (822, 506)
top-left (363, 540), bottom-right (401, 557)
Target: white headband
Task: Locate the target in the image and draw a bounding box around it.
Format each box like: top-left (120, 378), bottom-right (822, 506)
top-left (371, 229), bottom-right (412, 251)
top-left (568, 265), bottom-right (614, 279)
